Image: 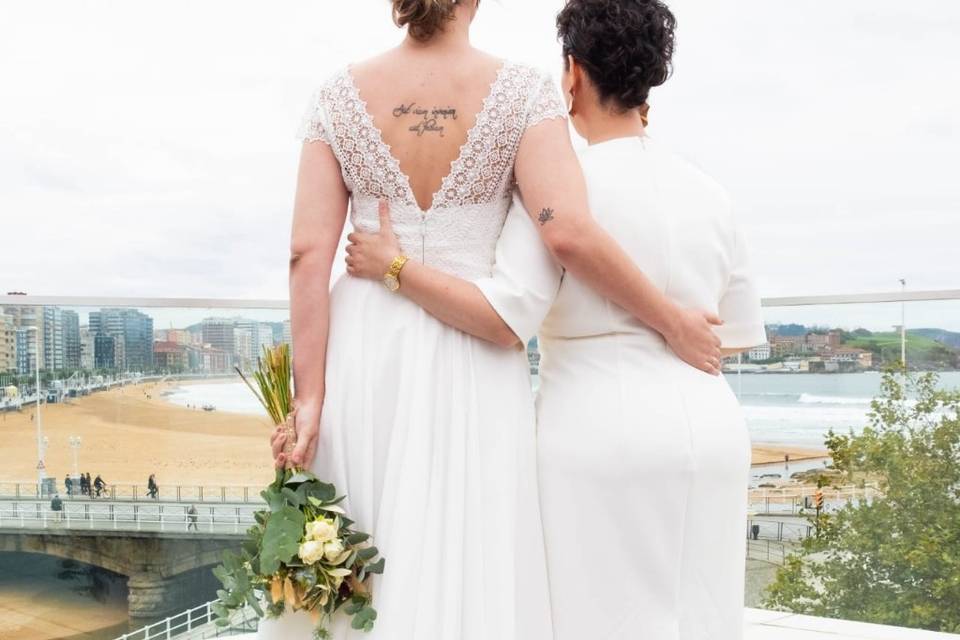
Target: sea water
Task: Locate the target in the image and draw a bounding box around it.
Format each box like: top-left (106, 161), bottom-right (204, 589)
top-left (165, 372), bottom-right (960, 450)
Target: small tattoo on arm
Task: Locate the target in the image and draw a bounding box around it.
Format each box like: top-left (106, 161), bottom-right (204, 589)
top-left (538, 207), bottom-right (555, 226)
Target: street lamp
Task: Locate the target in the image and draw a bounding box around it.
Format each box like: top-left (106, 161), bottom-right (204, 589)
top-left (24, 326), bottom-right (46, 485)
top-left (68, 436), bottom-right (82, 481)
top-left (899, 278), bottom-right (907, 368)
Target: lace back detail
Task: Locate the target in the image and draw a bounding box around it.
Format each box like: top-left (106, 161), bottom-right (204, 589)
top-left (295, 60), bottom-right (567, 279)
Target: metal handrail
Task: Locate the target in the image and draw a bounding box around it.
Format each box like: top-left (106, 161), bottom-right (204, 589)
top-left (746, 539), bottom-right (790, 565)
top-left (114, 599), bottom-right (258, 640)
top-left (4, 289), bottom-right (959, 310)
top-left (748, 484), bottom-right (880, 499)
top-left (0, 482), bottom-right (263, 504)
top-left (746, 519), bottom-right (812, 542)
top-left (748, 485), bottom-right (880, 515)
top-left (0, 500), bottom-right (257, 535)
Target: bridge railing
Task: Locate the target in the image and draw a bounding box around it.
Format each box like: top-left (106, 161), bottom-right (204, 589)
top-left (0, 500), bottom-right (258, 535)
top-left (115, 599), bottom-right (258, 640)
top-left (746, 518), bottom-right (811, 542)
top-left (747, 484), bottom-right (880, 515)
top-left (0, 482), bottom-right (265, 504)
top-left (746, 539), bottom-right (790, 565)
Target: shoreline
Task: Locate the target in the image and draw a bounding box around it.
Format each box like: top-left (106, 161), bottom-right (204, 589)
top-left (0, 380), bottom-right (830, 486)
top-left (749, 444), bottom-right (830, 466)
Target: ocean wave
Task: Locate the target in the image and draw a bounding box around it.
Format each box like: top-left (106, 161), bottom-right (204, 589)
top-left (797, 393), bottom-right (872, 405)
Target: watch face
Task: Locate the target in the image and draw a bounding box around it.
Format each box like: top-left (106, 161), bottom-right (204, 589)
top-left (383, 275), bottom-right (400, 292)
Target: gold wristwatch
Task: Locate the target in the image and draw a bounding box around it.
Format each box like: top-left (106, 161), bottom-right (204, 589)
top-left (383, 255), bottom-right (409, 292)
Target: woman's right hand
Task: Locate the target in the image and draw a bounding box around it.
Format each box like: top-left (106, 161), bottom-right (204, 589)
top-left (271, 399), bottom-right (323, 470)
top-left (663, 309), bottom-right (725, 375)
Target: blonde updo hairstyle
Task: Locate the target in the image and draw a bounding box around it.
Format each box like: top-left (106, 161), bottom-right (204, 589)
top-left (393, 0), bottom-right (460, 41)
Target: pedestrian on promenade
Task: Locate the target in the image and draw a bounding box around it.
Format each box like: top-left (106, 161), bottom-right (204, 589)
top-left (147, 474), bottom-right (159, 500)
top-left (93, 474), bottom-right (106, 498)
top-left (79, 473), bottom-right (89, 496)
top-left (50, 493), bottom-right (63, 521)
top-left (64, 475), bottom-right (73, 497)
top-left (187, 505), bottom-right (198, 531)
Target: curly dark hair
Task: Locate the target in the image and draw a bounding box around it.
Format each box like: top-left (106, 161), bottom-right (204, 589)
top-left (557, 0), bottom-right (677, 112)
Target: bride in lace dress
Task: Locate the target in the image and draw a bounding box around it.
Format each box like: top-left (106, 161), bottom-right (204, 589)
top-left (261, 2), bottom-right (726, 638)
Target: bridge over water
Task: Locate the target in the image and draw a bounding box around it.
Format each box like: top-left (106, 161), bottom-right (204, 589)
top-left (0, 497), bottom-right (258, 622)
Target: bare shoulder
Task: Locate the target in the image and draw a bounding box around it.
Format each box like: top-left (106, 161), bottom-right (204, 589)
top-left (349, 47), bottom-right (504, 88)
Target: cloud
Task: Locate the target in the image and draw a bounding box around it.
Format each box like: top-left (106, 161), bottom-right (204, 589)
top-left (1, 0), bottom-right (957, 328)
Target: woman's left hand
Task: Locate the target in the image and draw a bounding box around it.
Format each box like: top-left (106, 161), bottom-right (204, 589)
top-left (346, 200), bottom-right (402, 280)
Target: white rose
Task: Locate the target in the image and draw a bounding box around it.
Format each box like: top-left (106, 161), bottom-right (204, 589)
top-left (323, 539), bottom-right (346, 563)
top-left (306, 518), bottom-right (338, 543)
top-left (298, 540), bottom-right (325, 565)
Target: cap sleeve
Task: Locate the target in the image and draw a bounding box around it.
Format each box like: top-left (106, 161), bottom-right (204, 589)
top-left (713, 221), bottom-right (767, 348)
top-left (525, 72), bottom-right (568, 130)
top-left (295, 84), bottom-right (334, 145)
top-left (474, 193), bottom-right (562, 343)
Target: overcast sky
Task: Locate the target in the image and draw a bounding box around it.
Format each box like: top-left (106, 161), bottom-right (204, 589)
top-left (2, 1), bottom-right (958, 330)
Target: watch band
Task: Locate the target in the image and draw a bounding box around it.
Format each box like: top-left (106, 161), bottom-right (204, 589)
top-left (384, 255), bottom-right (410, 291)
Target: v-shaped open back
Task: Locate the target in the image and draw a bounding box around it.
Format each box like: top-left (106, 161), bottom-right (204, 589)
top-left (296, 59), bottom-right (567, 278)
top-left (344, 62), bottom-right (509, 214)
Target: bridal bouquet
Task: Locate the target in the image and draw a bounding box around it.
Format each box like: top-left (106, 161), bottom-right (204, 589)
top-left (212, 344), bottom-right (383, 638)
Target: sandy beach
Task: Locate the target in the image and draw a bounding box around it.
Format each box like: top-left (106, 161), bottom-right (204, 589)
top-left (750, 443), bottom-right (828, 465)
top-left (0, 380), bottom-right (828, 488)
top-left (0, 380), bottom-right (276, 488)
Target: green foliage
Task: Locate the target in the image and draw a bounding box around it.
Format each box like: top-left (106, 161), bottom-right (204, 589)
top-left (260, 504), bottom-right (306, 575)
top-left (763, 370), bottom-right (960, 633)
top-left (212, 468), bottom-right (384, 635)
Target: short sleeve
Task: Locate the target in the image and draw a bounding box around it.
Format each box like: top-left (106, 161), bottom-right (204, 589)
top-left (474, 193), bottom-right (562, 343)
top-left (295, 85), bottom-right (334, 145)
top-left (526, 72), bottom-right (568, 130)
top-left (713, 221), bottom-right (767, 348)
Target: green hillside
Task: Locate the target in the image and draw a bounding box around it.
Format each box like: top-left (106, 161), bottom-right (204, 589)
top-left (846, 332), bottom-right (958, 369)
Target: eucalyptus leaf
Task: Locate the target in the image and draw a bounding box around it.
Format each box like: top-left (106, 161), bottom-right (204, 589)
top-left (260, 505), bottom-right (306, 575)
top-left (356, 547), bottom-right (379, 561)
top-left (286, 471), bottom-right (317, 485)
top-left (282, 486), bottom-right (304, 507)
top-left (345, 532), bottom-right (370, 545)
top-left (365, 558), bottom-right (385, 574)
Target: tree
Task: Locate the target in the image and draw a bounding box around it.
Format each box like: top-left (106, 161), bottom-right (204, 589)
top-left (763, 370), bottom-right (960, 633)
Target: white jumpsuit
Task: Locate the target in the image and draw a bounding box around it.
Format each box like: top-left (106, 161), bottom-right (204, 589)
top-left (480, 135), bottom-right (766, 640)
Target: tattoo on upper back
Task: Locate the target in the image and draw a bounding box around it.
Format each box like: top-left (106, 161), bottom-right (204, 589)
top-left (392, 102), bottom-right (458, 137)
top-left (538, 207), bottom-right (555, 226)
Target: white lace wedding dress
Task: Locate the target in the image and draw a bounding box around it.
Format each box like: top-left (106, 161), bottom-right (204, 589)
top-left (252, 61), bottom-right (566, 640)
